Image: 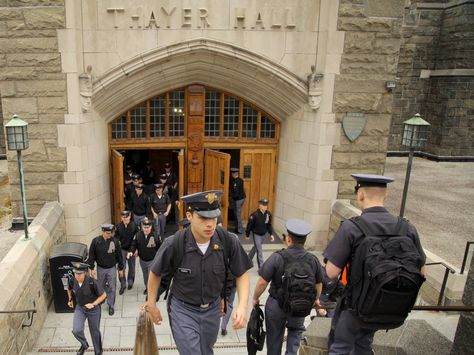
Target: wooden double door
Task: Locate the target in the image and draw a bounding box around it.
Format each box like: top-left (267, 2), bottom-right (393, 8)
top-left (111, 147), bottom-right (276, 227)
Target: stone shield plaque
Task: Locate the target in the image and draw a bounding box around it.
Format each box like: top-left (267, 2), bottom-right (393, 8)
top-left (342, 112), bottom-right (367, 142)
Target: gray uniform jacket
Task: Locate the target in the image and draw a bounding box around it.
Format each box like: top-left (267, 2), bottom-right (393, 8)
top-left (259, 246), bottom-right (324, 299)
top-left (324, 206), bottom-right (426, 271)
top-left (150, 227), bottom-right (252, 305)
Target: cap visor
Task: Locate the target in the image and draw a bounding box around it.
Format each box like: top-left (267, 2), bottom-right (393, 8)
top-left (194, 209), bottom-right (221, 218)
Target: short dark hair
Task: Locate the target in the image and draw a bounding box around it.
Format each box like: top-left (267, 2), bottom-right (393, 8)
top-left (288, 233), bottom-right (306, 246)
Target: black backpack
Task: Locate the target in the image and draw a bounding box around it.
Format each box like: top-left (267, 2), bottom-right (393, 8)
top-left (158, 226), bottom-right (231, 305)
top-left (276, 250), bottom-right (318, 317)
top-left (346, 217), bottom-right (425, 330)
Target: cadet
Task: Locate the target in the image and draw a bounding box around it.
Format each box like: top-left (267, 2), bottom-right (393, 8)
top-left (324, 174), bottom-right (426, 355)
top-left (164, 162), bottom-right (179, 224)
top-left (246, 199), bottom-right (275, 268)
top-left (128, 218), bottom-right (161, 295)
top-left (150, 183), bottom-right (171, 238)
top-left (87, 224), bottom-right (124, 316)
top-left (115, 210), bottom-right (138, 294)
top-left (229, 167), bottom-right (246, 234)
top-left (130, 183), bottom-right (151, 226)
top-left (253, 219), bottom-right (323, 355)
top-left (146, 190), bottom-right (252, 355)
top-left (67, 262), bottom-right (106, 355)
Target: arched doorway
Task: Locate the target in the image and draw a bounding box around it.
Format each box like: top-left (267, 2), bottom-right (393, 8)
top-left (109, 84), bottom-right (280, 228)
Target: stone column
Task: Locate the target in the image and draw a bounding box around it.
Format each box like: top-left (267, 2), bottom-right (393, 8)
top-left (450, 256), bottom-right (474, 354)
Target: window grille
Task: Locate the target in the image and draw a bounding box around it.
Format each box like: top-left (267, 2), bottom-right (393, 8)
top-left (130, 104), bottom-right (146, 138)
top-left (111, 115), bottom-right (127, 139)
top-left (260, 115), bottom-right (276, 138)
top-left (169, 90), bottom-right (185, 137)
top-left (150, 96), bottom-right (166, 137)
top-left (205, 90), bottom-right (221, 137)
top-left (242, 104), bottom-right (258, 138)
top-left (223, 95), bottom-right (239, 137)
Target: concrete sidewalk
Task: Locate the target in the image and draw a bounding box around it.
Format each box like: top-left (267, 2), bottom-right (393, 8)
top-left (29, 243), bottom-right (319, 355)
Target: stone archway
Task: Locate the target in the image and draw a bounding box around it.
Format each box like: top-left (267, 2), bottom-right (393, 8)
top-left (92, 38), bottom-right (308, 123)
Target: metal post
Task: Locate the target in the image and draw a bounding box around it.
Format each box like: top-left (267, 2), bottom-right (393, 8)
top-left (438, 267), bottom-right (451, 306)
top-left (17, 150), bottom-right (29, 240)
top-left (399, 146), bottom-right (415, 218)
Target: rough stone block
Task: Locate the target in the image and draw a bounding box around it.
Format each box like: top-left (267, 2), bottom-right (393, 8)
top-left (338, 17), bottom-right (394, 32)
top-left (334, 93), bottom-right (392, 113)
top-left (6, 20), bottom-right (25, 31)
top-left (374, 38), bottom-right (400, 55)
top-left (8, 0), bottom-right (65, 6)
top-left (46, 147), bottom-right (66, 161)
top-left (23, 7), bottom-right (65, 29)
top-left (15, 80), bottom-right (66, 97)
top-left (6, 53), bottom-right (61, 67)
top-left (0, 38), bottom-right (58, 53)
top-left (37, 96), bottom-right (67, 114)
top-left (27, 123), bottom-right (58, 140)
top-left (335, 75), bottom-right (386, 93)
top-left (338, 3), bottom-right (367, 18)
top-left (1, 97), bottom-right (37, 117)
top-left (344, 32), bottom-right (374, 53)
top-left (0, 8), bottom-right (23, 21)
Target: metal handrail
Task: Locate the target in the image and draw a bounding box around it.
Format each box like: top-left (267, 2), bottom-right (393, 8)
top-left (460, 241), bottom-right (474, 274)
top-left (0, 308), bottom-right (37, 328)
top-left (413, 305), bottom-right (474, 312)
top-left (425, 262), bottom-right (455, 306)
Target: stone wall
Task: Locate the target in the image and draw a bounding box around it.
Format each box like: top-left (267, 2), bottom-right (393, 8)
top-left (0, 93), bottom-right (5, 156)
top-left (0, 202), bottom-right (65, 355)
top-left (0, 0), bottom-right (67, 218)
top-left (332, 0), bottom-right (405, 200)
top-left (389, 0), bottom-right (474, 157)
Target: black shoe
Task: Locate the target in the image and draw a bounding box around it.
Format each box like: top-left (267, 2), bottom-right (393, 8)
top-left (221, 329), bottom-right (227, 336)
top-left (143, 289), bottom-right (147, 295)
top-left (127, 284), bottom-right (133, 290)
top-left (108, 306), bottom-right (114, 316)
top-left (77, 344), bottom-right (88, 355)
top-left (119, 287), bottom-right (125, 295)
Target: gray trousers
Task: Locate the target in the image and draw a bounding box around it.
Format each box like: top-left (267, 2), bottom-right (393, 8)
top-left (154, 213), bottom-right (167, 237)
top-left (119, 249), bottom-right (135, 289)
top-left (220, 286), bottom-right (236, 331)
top-left (97, 265), bottom-right (116, 308)
top-left (234, 198), bottom-right (245, 233)
top-left (72, 305), bottom-right (102, 354)
top-left (133, 214), bottom-right (146, 227)
top-left (328, 309), bottom-right (375, 355)
top-left (139, 258), bottom-right (154, 289)
top-left (248, 233), bottom-right (265, 268)
top-left (169, 296), bottom-right (221, 355)
top-left (265, 296), bottom-right (305, 355)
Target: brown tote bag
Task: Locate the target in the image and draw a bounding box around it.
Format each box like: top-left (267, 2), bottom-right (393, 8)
top-left (133, 311), bottom-right (159, 355)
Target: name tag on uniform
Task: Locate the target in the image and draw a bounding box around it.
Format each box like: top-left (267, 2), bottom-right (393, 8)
top-left (178, 268), bottom-right (191, 274)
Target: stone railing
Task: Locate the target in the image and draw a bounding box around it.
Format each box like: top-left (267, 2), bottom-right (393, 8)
top-left (0, 202), bottom-right (65, 355)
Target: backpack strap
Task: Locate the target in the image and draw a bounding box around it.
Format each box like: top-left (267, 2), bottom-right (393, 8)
top-left (162, 228), bottom-right (186, 300)
top-left (216, 225), bottom-right (231, 313)
top-left (349, 216), bottom-right (372, 237)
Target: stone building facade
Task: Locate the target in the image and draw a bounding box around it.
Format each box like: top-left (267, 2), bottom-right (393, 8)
top-left (389, 0), bottom-right (474, 157)
top-left (0, 0), bottom-right (406, 248)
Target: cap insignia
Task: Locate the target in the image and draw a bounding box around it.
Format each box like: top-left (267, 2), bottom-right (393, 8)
top-left (205, 192), bottom-right (217, 205)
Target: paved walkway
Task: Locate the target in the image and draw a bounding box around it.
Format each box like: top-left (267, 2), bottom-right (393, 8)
top-left (29, 244), bottom-right (319, 355)
top-left (384, 157), bottom-right (474, 267)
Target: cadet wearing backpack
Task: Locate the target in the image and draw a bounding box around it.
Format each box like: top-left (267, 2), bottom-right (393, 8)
top-left (145, 190), bottom-right (252, 355)
top-left (253, 219), bottom-right (323, 355)
top-left (324, 174), bottom-right (426, 355)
